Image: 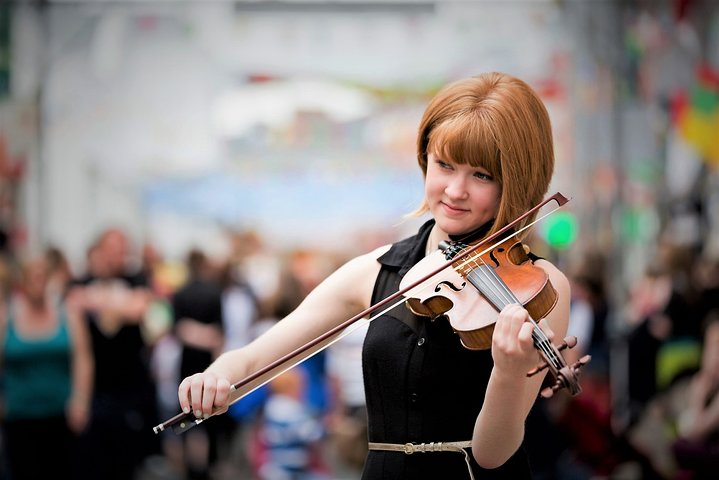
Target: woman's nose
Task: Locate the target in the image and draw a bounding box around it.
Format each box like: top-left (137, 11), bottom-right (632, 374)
top-left (445, 174), bottom-right (469, 199)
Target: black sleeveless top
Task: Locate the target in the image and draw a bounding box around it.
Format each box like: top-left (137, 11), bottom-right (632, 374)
top-left (361, 219), bottom-right (532, 479)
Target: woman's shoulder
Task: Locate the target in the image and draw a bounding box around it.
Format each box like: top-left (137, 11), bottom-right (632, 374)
top-left (365, 244), bottom-right (393, 261)
top-left (534, 258), bottom-right (570, 297)
top-left (317, 245), bottom-right (390, 293)
top-left (533, 257), bottom-right (564, 275)
top-left (334, 245), bottom-right (392, 282)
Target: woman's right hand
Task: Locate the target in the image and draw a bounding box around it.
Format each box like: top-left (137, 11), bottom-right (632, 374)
top-left (177, 370), bottom-right (233, 420)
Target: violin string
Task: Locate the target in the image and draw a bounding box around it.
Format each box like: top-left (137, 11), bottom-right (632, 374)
top-left (464, 254), bottom-right (554, 367)
top-left (444, 205), bottom-right (565, 364)
top-left (479, 261), bottom-right (560, 365)
top-left (463, 253), bottom-right (558, 365)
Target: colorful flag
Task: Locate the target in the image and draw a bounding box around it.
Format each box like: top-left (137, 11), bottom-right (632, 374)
top-left (672, 65), bottom-right (719, 168)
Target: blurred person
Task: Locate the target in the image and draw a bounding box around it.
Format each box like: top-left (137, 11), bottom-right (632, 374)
top-left (565, 277), bottom-right (594, 362)
top-left (139, 241), bottom-right (179, 303)
top-left (138, 242), bottom-right (161, 289)
top-left (0, 254), bottom-right (93, 479)
top-left (220, 258), bottom-right (260, 353)
top-left (241, 252), bottom-right (333, 474)
top-left (278, 251), bottom-right (335, 419)
top-left (326, 321), bottom-right (369, 477)
top-left (139, 243), bottom-right (179, 477)
top-left (693, 255), bottom-right (719, 334)
top-left (72, 227), bottom-right (161, 480)
top-left (257, 368), bottom-right (327, 480)
top-left (176, 72), bottom-right (573, 479)
top-left (529, 258), bottom-right (619, 479)
top-left (566, 252), bottom-right (610, 368)
top-left (210, 258), bottom-right (261, 477)
top-left (625, 243), bottom-right (704, 428)
top-left (625, 264), bottom-right (675, 420)
top-left (171, 248), bottom-right (225, 480)
top-left (149, 329), bottom-right (184, 478)
top-left (231, 230), bottom-right (284, 322)
top-left (672, 310), bottom-right (719, 478)
top-left (628, 311), bottom-right (719, 479)
top-left (0, 252), bottom-right (14, 300)
top-left (45, 245), bottom-right (74, 301)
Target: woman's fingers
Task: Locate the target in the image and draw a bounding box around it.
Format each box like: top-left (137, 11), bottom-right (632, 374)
top-left (198, 377), bottom-right (217, 418)
top-left (493, 304), bottom-right (544, 376)
top-left (178, 372), bottom-right (233, 419)
top-left (215, 379), bottom-right (232, 414)
top-left (517, 319), bottom-right (535, 346)
top-left (496, 304), bottom-right (531, 348)
top-left (177, 375), bottom-right (193, 414)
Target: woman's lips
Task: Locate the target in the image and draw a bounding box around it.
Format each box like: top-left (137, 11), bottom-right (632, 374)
top-left (441, 202), bottom-right (468, 216)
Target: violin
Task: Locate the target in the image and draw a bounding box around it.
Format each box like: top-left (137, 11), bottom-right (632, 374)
top-left (153, 192), bottom-right (588, 435)
top-left (401, 215), bottom-right (590, 397)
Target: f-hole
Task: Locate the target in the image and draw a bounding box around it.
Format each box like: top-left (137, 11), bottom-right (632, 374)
top-left (487, 247), bottom-right (505, 267)
top-left (435, 280), bottom-right (465, 293)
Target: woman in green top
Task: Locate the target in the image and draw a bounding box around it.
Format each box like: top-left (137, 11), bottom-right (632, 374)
top-left (0, 253), bottom-right (94, 479)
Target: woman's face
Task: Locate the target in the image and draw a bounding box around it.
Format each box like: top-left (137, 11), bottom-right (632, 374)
top-left (424, 152), bottom-right (501, 237)
top-left (23, 260), bottom-right (48, 301)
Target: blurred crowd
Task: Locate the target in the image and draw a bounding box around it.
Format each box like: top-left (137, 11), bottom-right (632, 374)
top-left (0, 225), bottom-right (718, 480)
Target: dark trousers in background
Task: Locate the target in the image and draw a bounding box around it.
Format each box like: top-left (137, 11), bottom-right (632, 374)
top-left (3, 415), bottom-right (74, 480)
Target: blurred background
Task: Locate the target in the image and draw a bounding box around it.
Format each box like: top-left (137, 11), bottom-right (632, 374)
top-left (0, 0), bottom-right (718, 479)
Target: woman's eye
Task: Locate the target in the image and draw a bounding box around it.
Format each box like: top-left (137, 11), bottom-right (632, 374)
top-left (437, 160), bottom-right (452, 169)
top-left (474, 171), bottom-right (493, 181)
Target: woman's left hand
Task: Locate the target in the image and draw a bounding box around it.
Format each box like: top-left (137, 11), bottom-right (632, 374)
top-left (491, 304), bottom-right (552, 379)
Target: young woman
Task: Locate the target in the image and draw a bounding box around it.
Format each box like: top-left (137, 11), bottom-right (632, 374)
top-left (177, 72), bottom-right (571, 479)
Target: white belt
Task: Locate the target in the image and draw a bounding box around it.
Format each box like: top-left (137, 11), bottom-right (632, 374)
top-left (368, 441), bottom-right (475, 480)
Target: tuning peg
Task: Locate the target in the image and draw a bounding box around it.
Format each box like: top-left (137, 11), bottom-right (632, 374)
top-left (557, 336), bottom-right (578, 351)
top-left (539, 374), bottom-right (573, 399)
top-left (526, 336), bottom-right (580, 377)
top-left (572, 355), bottom-right (592, 372)
top-left (540, 380), bottom-right (561, 398)
top-left (526, 363), bottom-right (548, 377)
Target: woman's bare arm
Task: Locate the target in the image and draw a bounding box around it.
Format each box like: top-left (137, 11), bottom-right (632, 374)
top-left (178, 245), bottom-right (389, 419)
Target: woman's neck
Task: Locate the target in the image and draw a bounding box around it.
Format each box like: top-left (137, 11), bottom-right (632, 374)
top-left (426, 219), bottom-right (495, 256)
top-left (448, 219), bottom-right (495, 243)
top-left (20, 291), bottom-right (49, 315)
top-left (425, 225), bottom-right (449, 256)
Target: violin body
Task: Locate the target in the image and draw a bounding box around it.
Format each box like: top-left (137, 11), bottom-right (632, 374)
top-left (402, 237), bottom-right (557, 350)
top-left (402, 234), bottom-right (588, 397)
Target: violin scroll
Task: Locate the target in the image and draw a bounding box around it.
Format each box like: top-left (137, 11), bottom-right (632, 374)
top-left (525, 336), bottom-right (591, 398)
top-left (538, 355), bottom-right (592, 398)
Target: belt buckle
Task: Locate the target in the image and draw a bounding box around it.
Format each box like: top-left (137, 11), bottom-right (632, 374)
top-left (403, 443), bottom-right (415, 455)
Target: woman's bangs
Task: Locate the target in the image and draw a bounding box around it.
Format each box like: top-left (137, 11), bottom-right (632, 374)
top-left (429, 115), bottom-right (501, 176)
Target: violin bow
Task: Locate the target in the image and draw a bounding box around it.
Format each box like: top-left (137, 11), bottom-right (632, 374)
top-left (153, 192), bottom-right (570, 435)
